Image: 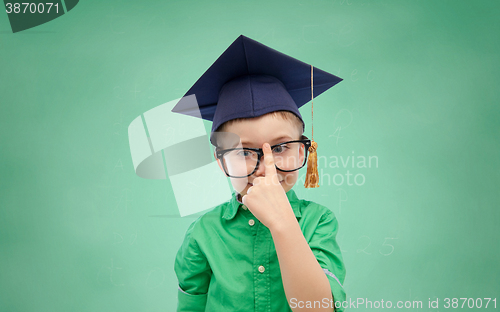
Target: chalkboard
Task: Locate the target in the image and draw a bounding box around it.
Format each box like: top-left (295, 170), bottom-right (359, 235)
top-left (1, 0), bottom-right (499, 311)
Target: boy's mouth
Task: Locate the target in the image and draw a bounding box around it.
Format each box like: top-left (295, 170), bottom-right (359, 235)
top-left (247, 181), bottom-right (284, 186)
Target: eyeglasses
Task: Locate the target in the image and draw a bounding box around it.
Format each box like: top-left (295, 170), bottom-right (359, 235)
top-left (215, 135), bottom-right (312, 178)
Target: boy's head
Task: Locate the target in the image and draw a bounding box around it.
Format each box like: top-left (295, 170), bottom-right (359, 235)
top-left (213, 110), bottom-right (306, 198)
top-left (172, 35), bottom-right (342, 194)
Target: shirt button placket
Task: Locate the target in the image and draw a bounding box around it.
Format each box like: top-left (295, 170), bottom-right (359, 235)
top-left (253, 222), bottom-right (271, 311)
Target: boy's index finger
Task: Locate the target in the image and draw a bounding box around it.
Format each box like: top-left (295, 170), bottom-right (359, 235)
top-left (263, 143), bottom-right (278, 177)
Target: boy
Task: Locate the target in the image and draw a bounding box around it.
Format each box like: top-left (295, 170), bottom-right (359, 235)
top-left (172, 35), bottom-right (346, 311)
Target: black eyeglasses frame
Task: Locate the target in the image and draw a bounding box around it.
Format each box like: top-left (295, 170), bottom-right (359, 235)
top-left (215, 135), bottom-right (312, 178)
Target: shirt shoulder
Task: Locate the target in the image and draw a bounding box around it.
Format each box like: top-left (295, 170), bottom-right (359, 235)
top-left (295, 198), bottom-right (339, 240)
top-left (182, 199), bottom-right (231, 239)
top-left (296, 197), bottom-right (336, 219)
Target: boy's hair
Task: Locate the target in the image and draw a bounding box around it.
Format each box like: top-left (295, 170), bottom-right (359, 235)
top-left (213, 110), bottom-right (304, 153)
top-left (217, 110), bottom-right (304, 139)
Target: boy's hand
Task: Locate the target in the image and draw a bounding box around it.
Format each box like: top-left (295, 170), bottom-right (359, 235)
top-left (242, 143), bottom-right (297, 231)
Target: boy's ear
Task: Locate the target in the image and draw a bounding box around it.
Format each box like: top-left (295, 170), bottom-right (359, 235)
top-left (299, 143), bottom-right (306, 164)
top-left (216, 159), bottom-right (224, 173)
top-left (214, 149), bottom-right (225, 173)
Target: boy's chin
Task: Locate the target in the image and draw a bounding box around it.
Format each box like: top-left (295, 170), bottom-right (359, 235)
top-left (231, 179), bottom-right (250, 195)
top-left (235, 180), bottom-right (289, 196)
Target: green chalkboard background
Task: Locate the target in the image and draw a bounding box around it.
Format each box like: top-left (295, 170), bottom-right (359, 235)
top-left (1, 0), bottom-right (499, 311)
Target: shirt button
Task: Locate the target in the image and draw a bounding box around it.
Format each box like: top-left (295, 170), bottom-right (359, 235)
top-left (258, 265), bottom-right (265, 273)
top-left (242, 205), bottom-right (247, 210)
top-left (248, 219), bottom-right (255, 226)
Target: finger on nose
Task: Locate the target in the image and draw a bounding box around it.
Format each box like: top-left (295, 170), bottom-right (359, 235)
top-left (263, 143), bottom-right (271, 152)
top-left (264, 144), bottom-right (276, 166)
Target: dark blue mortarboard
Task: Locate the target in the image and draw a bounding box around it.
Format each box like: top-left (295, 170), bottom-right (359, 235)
top-left (171, 35), bottom-right (342, 145)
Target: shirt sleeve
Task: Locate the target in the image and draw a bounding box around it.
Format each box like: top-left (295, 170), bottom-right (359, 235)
top-left (174, 220), bottom-right (212, 312)
top-left (308, 209), bottom-right (347, 312)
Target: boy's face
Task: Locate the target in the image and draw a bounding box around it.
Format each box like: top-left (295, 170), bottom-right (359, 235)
top-left (215, 113), bottom-right (304, 198)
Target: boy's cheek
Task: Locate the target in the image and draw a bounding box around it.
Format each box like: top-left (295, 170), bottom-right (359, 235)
top-left (281, 172), bottom-right (299, 191)
top-left (230, 177), bottom-right (250, 194)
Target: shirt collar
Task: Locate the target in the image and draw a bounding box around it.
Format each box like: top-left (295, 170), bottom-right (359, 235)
top-left (222, 188), bottom-right (302, 220)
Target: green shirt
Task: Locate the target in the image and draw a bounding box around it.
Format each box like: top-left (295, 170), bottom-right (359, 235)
top-left (174, 188), bottom-right (346, 312)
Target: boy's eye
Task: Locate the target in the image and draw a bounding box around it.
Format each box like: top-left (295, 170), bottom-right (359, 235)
top-left (272, 144), bottom-right (289, 154)
top-left (237, 150), bottom-right (253, 157)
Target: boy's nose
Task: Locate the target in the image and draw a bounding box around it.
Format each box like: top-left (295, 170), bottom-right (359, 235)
top-left (252, 155), bottom-right (266, 177)
top-left (253, 157), bottom-right (266, 177)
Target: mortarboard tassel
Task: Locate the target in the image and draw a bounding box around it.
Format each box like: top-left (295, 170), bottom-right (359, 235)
top-left (304, 65), bottom-right (320, 188)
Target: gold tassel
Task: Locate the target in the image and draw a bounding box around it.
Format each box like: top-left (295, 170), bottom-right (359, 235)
top-left (304, 140), bottom-right (319, 188)
top-left (304, 64), bottom-right (319, 188)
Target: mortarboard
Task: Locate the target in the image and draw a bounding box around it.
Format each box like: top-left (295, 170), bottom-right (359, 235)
top-left (171, 35), bottom-right (342, 188)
